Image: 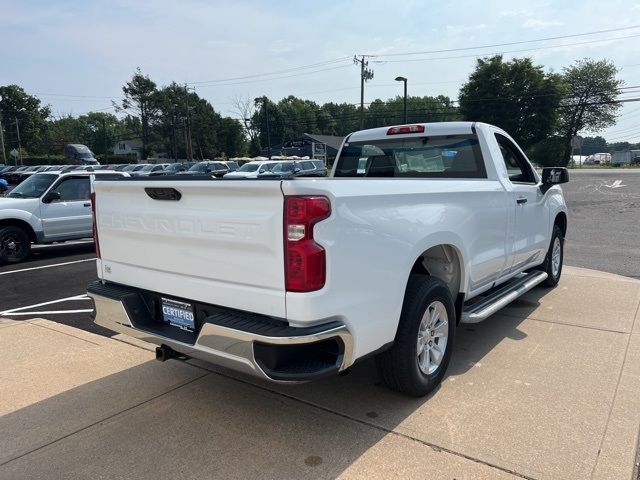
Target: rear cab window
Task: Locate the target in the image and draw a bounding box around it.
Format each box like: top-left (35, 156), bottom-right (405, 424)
top-left (334, 134), bottom-right (487, 178)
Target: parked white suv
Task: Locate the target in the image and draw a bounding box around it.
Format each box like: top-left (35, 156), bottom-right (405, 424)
top-left (88, 122), bottom-right (568, 396)
top-left (223, 161), bottom-right (283, 179)
top-left (0, 169), bottom-right (127, 263)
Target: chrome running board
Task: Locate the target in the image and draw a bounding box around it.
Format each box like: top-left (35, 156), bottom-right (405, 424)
top-left (461, 270), bottom-right (548, 324)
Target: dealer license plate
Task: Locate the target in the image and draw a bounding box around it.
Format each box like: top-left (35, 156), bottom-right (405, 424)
top-left (161, 297), bottom-right (195, 331)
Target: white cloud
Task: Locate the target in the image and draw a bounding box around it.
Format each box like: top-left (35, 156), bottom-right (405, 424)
top-left (445, 24), bottom-right (488, 34)
top-left (499, 9), bottom-right (534, 18)
top-left (522, 18), bottom-right (564, 29)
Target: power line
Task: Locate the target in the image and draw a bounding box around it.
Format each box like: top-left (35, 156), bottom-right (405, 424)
top-left (605, 128), bottom-right (640, 141)
top-left (374, 33), bottom-right (640, 64)
top-left (191, 63), bottom-right (353, 88)
top-left (187, 57), bottom-right (352, 86)
top-left (33, 92), bottom-right (120, 100)
top-left (367, 25), bottom-right (640, 57)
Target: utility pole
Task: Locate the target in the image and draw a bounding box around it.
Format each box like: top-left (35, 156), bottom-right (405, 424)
top-left (354, 56), bottom-right (374, 129)
top-left (15, 117), bottom-right (22, 166)
top-left (184, 84), bottom-right (194, 162)
top-left (101, 117), bottom-right (107, 160)
top-left (0, 94), bottom-right (5, 165)
top-left (0, 116), bottom-right (6, 166)
top-left (171, 106), bottom-right (178, 161)
top-left (254, 96), bottom-right (271, 158)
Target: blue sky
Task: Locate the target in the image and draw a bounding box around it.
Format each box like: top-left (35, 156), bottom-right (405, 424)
top-left (2, 0), bottom-right (640, 143)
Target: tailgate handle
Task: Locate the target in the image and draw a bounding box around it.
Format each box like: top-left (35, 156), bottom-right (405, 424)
top-left (145, 187), bottom-right (182, 201)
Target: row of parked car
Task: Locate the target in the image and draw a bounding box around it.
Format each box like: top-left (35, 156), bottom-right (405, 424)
top-left (0, 159), bottom-right (328, 187)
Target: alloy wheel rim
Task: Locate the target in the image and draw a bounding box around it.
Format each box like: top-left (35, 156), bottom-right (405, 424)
top-left (0, 234), bottom-right (22, 257)
top-left (551, 237), bottom-right (562, 278)
top-left (417, 300), bottom-right (449, 375)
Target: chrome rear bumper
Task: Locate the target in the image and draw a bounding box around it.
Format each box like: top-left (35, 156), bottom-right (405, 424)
top-left (88, 282), bottom-right (354, 382)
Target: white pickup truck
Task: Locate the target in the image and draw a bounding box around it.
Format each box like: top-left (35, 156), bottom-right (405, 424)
top-left (0, 170), bottom-right (127, 264)
top-left (88, 122), bottom-right (568, 396)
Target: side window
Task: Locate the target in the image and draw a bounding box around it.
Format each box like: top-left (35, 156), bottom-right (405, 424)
top-left (301, 161), bottom-right (314, 170)
top-left (494, 134), bottom-right (535, 184)
top-left (54, 177), bottom-right (91, 201)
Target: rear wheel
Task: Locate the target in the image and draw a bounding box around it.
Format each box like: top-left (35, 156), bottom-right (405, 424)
top-left (0, 226), bottom-right (31, 264)
top-left (540, 225), bottom-right (564, 288)
top-left (375, 275), bottom-right (456, 397)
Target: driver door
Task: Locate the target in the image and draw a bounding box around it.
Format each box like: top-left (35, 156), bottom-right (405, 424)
top-left (494, 133), bottom-right (548, 274)
top-left (41, 176), bottom-right (93, 239)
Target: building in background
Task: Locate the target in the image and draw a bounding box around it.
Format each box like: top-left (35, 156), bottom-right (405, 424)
top-left (113, 139), bottom-right (142, 161)
top-left (262, 133), bottom-right (344, 164)
top-left (612, 150), bottom-right (640, 165)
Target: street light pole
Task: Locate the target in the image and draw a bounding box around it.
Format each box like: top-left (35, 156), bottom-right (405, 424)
top-left (255, 96), bottom-right (271, 158)
top-left (0, 116), bottom-right (6, 166)
top-left (15, 117), bottom-right (22, 166)
top-left (395, 76), bottom-right (408, 124)
top-left (0, 95), bottom-right (6, 165)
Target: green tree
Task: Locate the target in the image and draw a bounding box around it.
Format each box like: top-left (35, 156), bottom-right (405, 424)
top-left (558, 59), bottom-right (623, 163)
top-left (320, 102), bottom-right (359, 135)
top-left (0, 85), bottom-right (51, 158)
top-left (527, 137), bottom-right (567, 167)
top-left (458, 56), bottom-right (564, 150)
top-left (216, 117), bottom-right (248, 157)
top-left (364, 95), bottom-right (458, 129)
top-left (116, 68), bottom-right (158, 159)
top-left (46, 112), bottom-right (129, 157)
top-left (580, 135), bottom-right (608, 156)
top-left (78, 112), bottom-right (129, 156)
top-left (153, 83), bottom-right (189, 159)
top-left (46, 115), bottom-right (85, 153)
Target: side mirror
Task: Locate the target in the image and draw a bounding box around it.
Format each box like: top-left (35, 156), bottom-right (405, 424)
top-left (541, 167), bottom-right (569, 193)
top-left (43, 190), bottom-right (61, 203)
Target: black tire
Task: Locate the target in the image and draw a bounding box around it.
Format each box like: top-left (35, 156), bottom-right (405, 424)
top-left (375, 275), bottom-right (456, 397)
top-left (0, 226), bottom-right (31, 264)
top-left (540, 225), bottom-right (564, 288)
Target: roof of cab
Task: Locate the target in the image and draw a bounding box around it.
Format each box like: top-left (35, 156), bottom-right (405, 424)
top-left (346, 121), bottom-right (478, 143)
top-left (33, 170), bottom-right (128, 177)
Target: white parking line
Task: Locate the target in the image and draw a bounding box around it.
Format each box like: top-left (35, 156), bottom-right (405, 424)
top-left (6, 309), bottom-right (94, 316)
top-left (0, 258), bottom-right (95, 276)
top-left (0, 294), bottom-right (90, 316)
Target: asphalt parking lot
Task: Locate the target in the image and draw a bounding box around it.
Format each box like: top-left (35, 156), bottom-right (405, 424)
top-left (563, 168), bottom-right (640, 279)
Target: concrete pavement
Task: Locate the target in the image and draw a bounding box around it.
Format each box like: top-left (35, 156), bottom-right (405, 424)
top-left (1, 266), bottom-right (639, 479)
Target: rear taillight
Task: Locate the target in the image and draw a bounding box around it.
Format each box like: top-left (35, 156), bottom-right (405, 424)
top-left (387, 124), bottom-right (425, 135)
top-left (284, 196), bottom-right (330, 292)
top-left (91, 192), bottom-right (101, 258)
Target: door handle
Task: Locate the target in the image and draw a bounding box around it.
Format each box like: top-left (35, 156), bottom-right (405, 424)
top-left (84, 203), bottom-right (91, 207)
top-left (516, 197), bottom-right (527, 204)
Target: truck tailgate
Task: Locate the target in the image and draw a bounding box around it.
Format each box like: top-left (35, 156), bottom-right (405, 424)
top-left (93, 179), bottom-right (286, 318)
